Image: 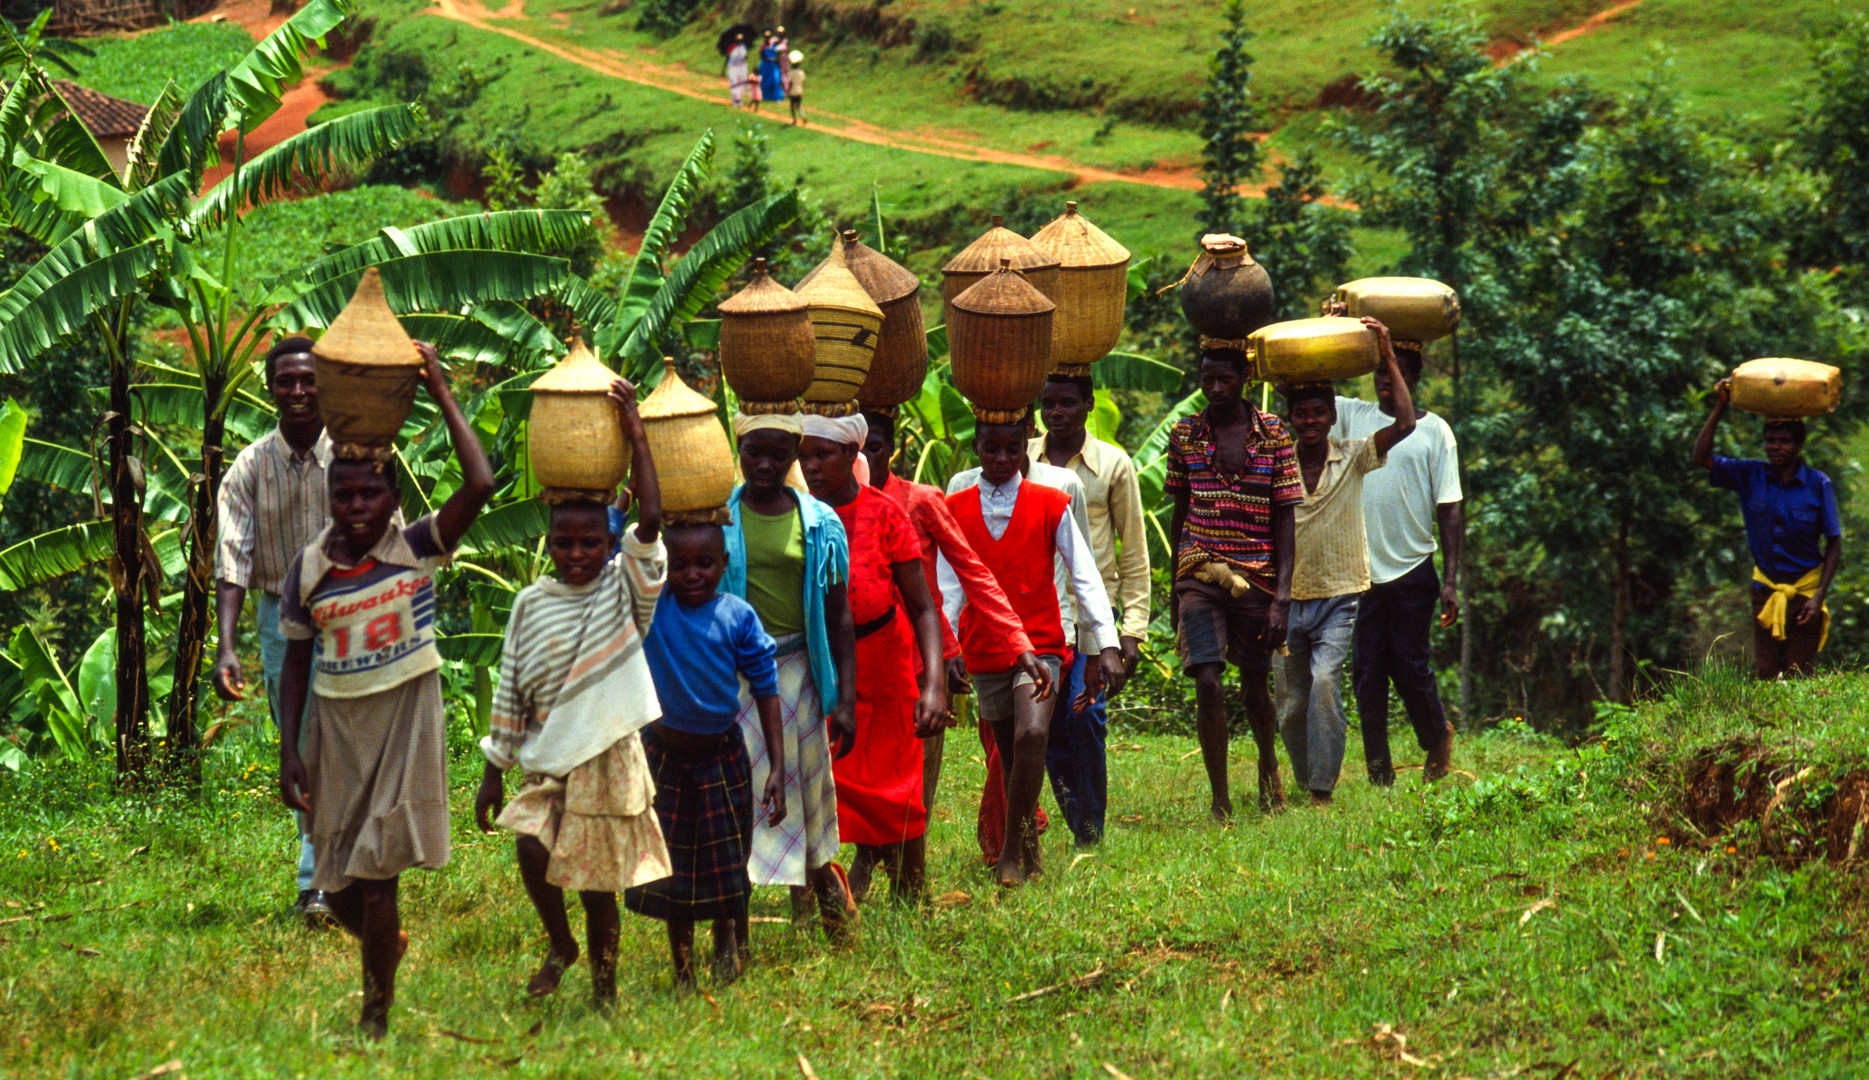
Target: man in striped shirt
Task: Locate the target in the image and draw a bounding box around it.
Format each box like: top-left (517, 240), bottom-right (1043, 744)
top-left (211, 337), bottom-right (335, 925)
top-left (1166, 345), bottom-right (1301, 819)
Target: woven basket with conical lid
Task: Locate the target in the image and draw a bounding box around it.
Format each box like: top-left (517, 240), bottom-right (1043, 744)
top-left (800, 230), bottom-right (928, 410)
top-left (529, 340), bottom-right (626, 500)
top-left (1030, 201), bottom-right (1131, 375)
top-left (941, 215), bottom-right (1060, 332)
top-left (718, 258), bottom-right (816, 411)
top-left (797, 236), bottom-right (883, 417)
top-left (949, 258), bottom-right (1056, 423)
top-left (638, 358), bottom-right (737, 522)
top-left (312, 267), bottom-right (424, 457)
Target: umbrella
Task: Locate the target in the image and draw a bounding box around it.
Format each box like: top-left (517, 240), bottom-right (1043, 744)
top-left (717, 23), bottom-right (756, 56)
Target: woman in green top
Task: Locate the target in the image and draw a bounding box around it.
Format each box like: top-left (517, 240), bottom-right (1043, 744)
top-left (723, 413), bottom-right (858, 941)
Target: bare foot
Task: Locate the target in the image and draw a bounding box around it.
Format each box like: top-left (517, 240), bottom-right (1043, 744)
top-left (1210, 797), bottom-right (1234, 822)
top-left (1310, 790), bottom-right (1333, 807)
top-left (995, 854), bottom-right (1028, 887)
top-left (358, 1012), bottom-right (388, 1042)
top-left (1258, 771), bottom-right (1286, 813)
top-left (711, 946), bottom-right (740, 987)
top-left (526, 947), bottom-right (578, 997)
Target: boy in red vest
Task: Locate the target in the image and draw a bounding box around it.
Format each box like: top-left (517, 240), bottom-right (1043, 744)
top-left (941, 417), bottom-right (1125, 886)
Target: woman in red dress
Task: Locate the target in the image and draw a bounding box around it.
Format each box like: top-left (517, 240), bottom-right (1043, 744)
top-left (797, 413), bottom-right (947, 902)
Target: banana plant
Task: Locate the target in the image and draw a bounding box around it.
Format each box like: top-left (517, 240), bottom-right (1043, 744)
top-left (0, 3), bottom-right (597, 786)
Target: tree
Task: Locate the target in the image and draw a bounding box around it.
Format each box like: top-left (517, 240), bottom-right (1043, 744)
top-left (1331, 1), bottom-right (1584, 718)
top-left (1249, 151), bottom-right (1354, 321)
top-left (1795, 10), bottom-right (1869, 302)
top-left (1195, 0), bottom-right (1262, 240)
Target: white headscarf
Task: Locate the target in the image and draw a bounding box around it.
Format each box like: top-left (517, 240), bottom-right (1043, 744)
top-left (798, 412), bottom-right (871, 487)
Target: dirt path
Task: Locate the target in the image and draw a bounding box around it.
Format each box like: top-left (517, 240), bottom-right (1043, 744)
top-left (1494, 0), bottom-right (1646, 62)
top-left (425, 0), bottom-right (1230, 194)
top-left (1545, 0), bottom-right (1645, 47)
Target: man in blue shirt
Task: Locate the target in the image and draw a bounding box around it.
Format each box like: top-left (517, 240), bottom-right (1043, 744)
top-left (1692, 379), bottom-right (1843, 679)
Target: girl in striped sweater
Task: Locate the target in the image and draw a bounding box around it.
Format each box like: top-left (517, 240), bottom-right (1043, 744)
top-left (474, 377), bottom-right (671, 1005)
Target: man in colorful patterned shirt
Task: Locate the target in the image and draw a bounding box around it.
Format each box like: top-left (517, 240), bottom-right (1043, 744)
top-left (1166, 345), bottom-right (1301, 819)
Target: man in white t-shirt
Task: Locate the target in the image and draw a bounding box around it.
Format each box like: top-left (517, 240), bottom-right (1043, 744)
top-left (1332, 341), bottom-right (1463, 784)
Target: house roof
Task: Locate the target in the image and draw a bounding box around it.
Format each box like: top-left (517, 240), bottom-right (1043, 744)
top-left (49, 80), bottom-right (148, 139)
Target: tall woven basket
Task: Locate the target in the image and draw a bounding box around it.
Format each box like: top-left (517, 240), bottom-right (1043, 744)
top-left (529, 340), bottom-right (626, 502)
top-left (797, 237), bottom-right (883, 417)
top-left (949, 259), bottom-right (1055, 423)
top-left (639, 359), bottom-right (736, 524)
top-left (801, 230), bottom-right (927, 411)
top-left (1029, 201), bottom-right (1129, 376)
top-left (941, 216), bottom-right (1060, 333)
top-left (718, 258), bottom-right (816, 412)
top-left (312, 267), bottom-right (424, 459)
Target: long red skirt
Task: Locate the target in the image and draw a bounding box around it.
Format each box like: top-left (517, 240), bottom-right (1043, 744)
top-left (833, 608), bottom-right (927, 845)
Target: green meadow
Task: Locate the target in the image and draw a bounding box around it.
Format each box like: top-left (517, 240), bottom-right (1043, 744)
top-left (2, 667), bottom-right (1864, 1077)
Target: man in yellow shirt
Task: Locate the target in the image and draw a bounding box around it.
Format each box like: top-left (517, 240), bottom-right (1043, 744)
top-left (1278, 320), bottom-right (1414, 803)
top-left (1031, 374), bottom-right (1150, 845)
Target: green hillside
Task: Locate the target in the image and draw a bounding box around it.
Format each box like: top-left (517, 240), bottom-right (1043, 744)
top-left (300, 0), bottom-right (1856, 275)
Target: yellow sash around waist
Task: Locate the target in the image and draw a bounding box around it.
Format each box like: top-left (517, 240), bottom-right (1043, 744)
top-left (1751, 565), bottom-right (1829, 652)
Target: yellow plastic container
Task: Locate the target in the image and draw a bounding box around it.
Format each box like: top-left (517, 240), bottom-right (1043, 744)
top-left (1248, 318), bottom-right (1378, 385)
top-left (1730, 358), bottom-right (1841, 418)
top-left (1332, 277), bottom-right (1461, 344)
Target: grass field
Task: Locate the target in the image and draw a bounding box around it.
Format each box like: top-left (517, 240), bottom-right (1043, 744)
top-left (3, 667), bottom-right (1865, 1078)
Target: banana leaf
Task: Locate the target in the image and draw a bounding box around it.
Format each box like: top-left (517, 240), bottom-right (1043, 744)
top-left (0, 171), bottom-right (191, 317)
top-left (13, 437), bottom-right (94, 499)
top-left (263, 210), bottom-right (596, 303)
top-left (436, 633), bottom-right (503, 667)
top-left (223, 0), bottom-right (356, 135)
top-left (124, 81), bottom-right (183, 192)
top-left (0, 398), bottom-right (23, 497)
top-left (16, 77), bottom-right (117, 184)
top-left (156, 71), bottom-right (227, 184)
top-left (191, 104), bottom-right (422, 230)
top-left (1093, 351), bottom-right (1185, 392)
top-left (613, 190), bottom-right (800, 366)
top-left (601, 131), bottom-right (714, 356)
top-left (267, 250), bottom-right (571, 333)
top-left (0, 238), bottom-right (170, 372)
top-left (458, 500), bottom-right (549, 555)
top-left (0, 519), bottom-right (112, 590)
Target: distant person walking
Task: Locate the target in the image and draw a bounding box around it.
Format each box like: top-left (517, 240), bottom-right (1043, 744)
top-left (786, 52), bottom-right (806, 125)
top-left (1692, 380), bottom-right (1842, 679)
top-left (756, 33), bottom-right (786, 111)
top-left (726, 34), bottom-right (750, 108)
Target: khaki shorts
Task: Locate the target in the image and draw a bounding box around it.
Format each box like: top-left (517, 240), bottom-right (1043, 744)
top-left (972, 654), bottom-right (1064, 724)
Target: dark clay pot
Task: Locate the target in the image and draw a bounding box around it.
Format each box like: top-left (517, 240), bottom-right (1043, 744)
top-left (1177, 235), bottom-right (1276, 340)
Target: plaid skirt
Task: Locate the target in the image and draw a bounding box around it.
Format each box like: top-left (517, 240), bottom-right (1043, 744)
top-left (623, 726), bottom-right (753, 923)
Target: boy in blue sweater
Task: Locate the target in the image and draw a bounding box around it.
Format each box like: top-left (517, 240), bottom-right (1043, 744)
top-left (635, 523), bottom-right (784, 987)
